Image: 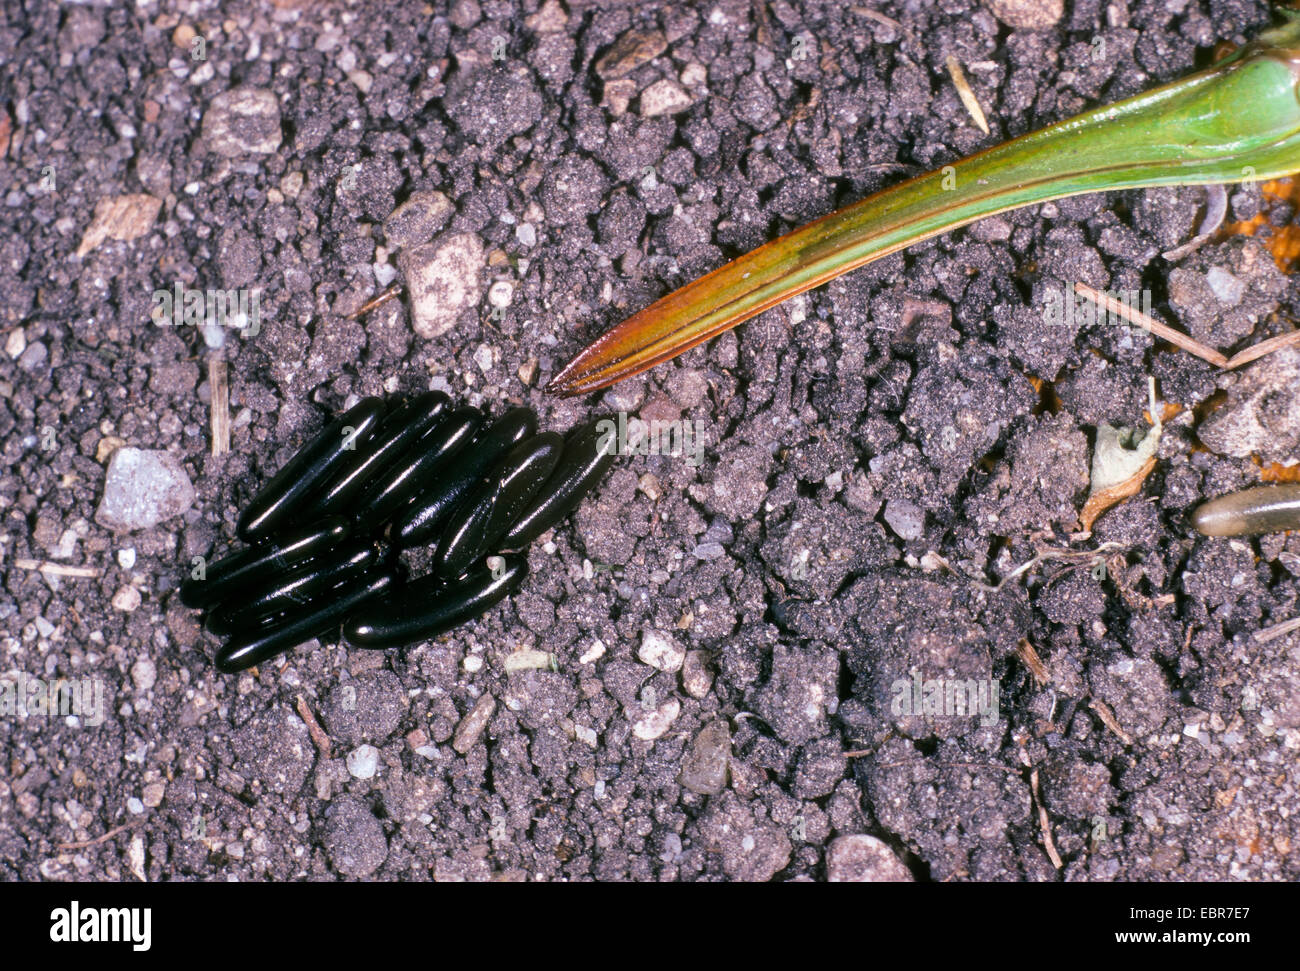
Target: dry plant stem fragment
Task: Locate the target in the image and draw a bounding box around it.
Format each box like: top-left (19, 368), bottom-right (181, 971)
top-left (1075, 282), bottom-right (1300, 369)
top-left (549, 15), bottom-right (1300, 395)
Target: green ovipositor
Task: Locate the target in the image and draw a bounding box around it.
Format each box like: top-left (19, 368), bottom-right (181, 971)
top-left (550, 14), bottom-right (1300, 395)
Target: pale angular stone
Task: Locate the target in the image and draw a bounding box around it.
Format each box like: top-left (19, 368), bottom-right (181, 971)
top-left (399, 233), bottom-right (485, 339)
top-left (95, 448), bottom-right (195, 532)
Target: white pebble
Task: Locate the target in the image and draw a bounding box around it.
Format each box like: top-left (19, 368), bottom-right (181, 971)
top-left (373, 261), bottom-right (397, 287)
top-left (631, 699), bottom-right (681, 740)
top-left (488, 280), bottom-right (514, 308)
top-left (638, 630), bottom-right (685, 673)
top-left (346, 744), bottom-right (379, 779)
top-left (131, 657), bottom-right (157, 693)
top-left (112, 585), bottom-right (142, 613)
top-left (117, 548), bottom-right (136, 569)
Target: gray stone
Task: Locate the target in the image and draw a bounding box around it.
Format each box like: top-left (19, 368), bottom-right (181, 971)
top-left (638, 630), bottom-right (685, 672)
top-left (95, 448), bottom-right (195, 532)
top-left (202, 88), bottom-right (282, 157)
top-left (679, 719), bottom-right (730, 795)
top-left (681, 651), bottom-right (714, 699)
top-left (17, 341), bottom-right (46, 372)
top-left (346, 744), bottom-right (380, 780)
top-left (883, 498), bottom-right (925, 540)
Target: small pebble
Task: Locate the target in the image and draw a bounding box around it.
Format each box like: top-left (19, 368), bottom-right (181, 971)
top-left (679, 719), bottom-right (730, 795)
top-left (95, 447), bottom-right (196, 532)
top-left (75, 194), bottom-right (161, 257)
top-left (142, 782), bottom-right (166, 807)
top-left (638, 630), bottom-right (685, 673)
top-left (201, 87), bottom-right (282, 157)
top-left (346, 744), bottom-right (380, 779)
top-left (826, 835), bottom-right (914, 882)
top-left (5, 327), bottom-right (25, 358)
top-left (640, 79), bottom-right (693, 117)
top-left (17, 341), bottom-right (47, 372)
top-left (985, 0), bottom-right (1064, 30)
top-left (112, 585), bottom-right (142, 612)
top-left (883, 498), bottom-right (925, 540)
top-left (131, 657), bottom-right (156, 692)
top-left (631, 698), bottom-right (680, 740)
top-left (504, 649), bottom-right (553, 672)
top-left (398, 233), bottom-right (485, 339)
top-left (452, 694), bottom-right (496, 754)
top-left (595, 29), bottom-right (667, 79)
top-left (692, 541), bottom-right (726, 560)
top-left (681, 650), bottom-right (713, 698)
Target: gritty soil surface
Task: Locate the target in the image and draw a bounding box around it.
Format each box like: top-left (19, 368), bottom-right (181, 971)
top-left (2, 0), bottom-right (1298, 882)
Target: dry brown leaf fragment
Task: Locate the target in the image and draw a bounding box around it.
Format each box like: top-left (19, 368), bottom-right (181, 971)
top-left (1016, 638), bottom-right (1050, 686)
top-left (1079, 454), bottom-right (1157, 532)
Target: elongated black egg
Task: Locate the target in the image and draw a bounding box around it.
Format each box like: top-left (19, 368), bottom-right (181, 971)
top-left (343, 554), bottom-right (528, 648)
top-left (501, 418), bottom-right (617, 548)
top-left (205, 538), bottom-right (386, 636)
top-left (1191, 484), bottom-right (1300, 536)
top-left (352, 406), bottom-right (483, 535)
top-left (179, 516), bottom-right (351, 609)
top-left (215, 569), bottom-right (399, 673)
top-left (305, 391), bottom-right (451, 519)
top-left (393, 407), bottom-right (538, 547)
top-left (237, 397), bottom-right (386, 541)
top-left (433, 433), bottom-right (563, 579)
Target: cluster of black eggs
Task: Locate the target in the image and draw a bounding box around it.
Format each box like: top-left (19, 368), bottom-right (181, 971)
top-left (178, 393), bottom-right (616, 673)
